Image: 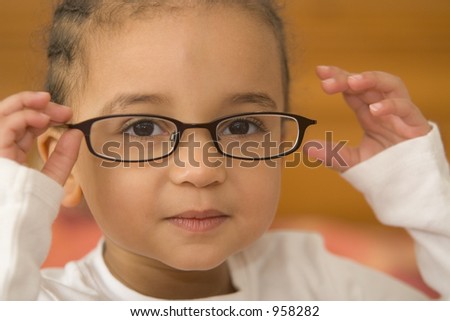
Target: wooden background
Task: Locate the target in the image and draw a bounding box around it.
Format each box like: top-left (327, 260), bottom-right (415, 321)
top-left (1, 0), bottom-right (449, 224)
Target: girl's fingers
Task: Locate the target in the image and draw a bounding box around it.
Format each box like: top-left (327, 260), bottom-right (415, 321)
top-left (41, 129), bottom-right (83, 186)
top-left (0, 91), bottom-right (72, 123)
top-left (15, 131), bottom-right (37, 155)
top-left (320, 77), bottom-right (350, 95)
top-left (0, 91), bottom-right (51, 115)
top-left (45, 102), bottom-right (73, 124)
top-left (316, 66), bottom-right (410, 99)
top-left (0, 92), bottom-right (74, 165)
top-left (317, 66), bottom-right (352, 95)
top-left (0, 110), bottom-right (51, 149)
top-left (314, 66), bottom-right (432, 169)
top-left (369, 98), bottom-right (431, 137)
top-left (347, 71), bottom-right (410, 98)
top-left (304, 139), bottom-right (354, 172)
top-left (316, 65), bottom-right (349, 80)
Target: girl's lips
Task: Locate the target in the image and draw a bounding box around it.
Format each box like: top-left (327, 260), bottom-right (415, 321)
top-left (166, 210), bottom-right (229, 232)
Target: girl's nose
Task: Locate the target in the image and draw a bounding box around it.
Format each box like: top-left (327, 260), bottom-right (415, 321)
top-left (168, 129), bottom-right (226, 188)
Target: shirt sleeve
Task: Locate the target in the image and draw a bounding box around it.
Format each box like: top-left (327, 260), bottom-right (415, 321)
top-left (0, 158), bottom-right (64, 300)
top-left (341, 123), bottom-right (450, 299)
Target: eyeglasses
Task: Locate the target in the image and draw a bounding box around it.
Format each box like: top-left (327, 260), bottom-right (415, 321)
top-left (65, 112), bottom-right (316, 162)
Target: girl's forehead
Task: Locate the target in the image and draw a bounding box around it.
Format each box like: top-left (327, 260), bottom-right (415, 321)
top-left (77, 7), bottom-right (284, 119)
top-left (86, 7), bottom-right (280, 80)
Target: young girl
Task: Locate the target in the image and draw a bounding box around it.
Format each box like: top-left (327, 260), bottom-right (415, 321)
top-left (0, 0), bottom-right (449, 300)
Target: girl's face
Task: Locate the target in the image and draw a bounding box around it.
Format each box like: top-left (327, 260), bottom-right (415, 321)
top-left (73, 7), bottom-right (284, 271)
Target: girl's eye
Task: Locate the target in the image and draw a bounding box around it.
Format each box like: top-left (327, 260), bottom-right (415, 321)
top-left (222, 118), bottom-right (264, 136)
top-left (123, 120), bottom-right (164, 137)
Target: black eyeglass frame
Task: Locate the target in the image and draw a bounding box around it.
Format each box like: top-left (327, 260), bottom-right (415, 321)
top-left (65, 112), bottom-right (317, 162)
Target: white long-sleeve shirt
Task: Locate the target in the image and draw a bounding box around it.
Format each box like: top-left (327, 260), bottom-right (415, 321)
top-left (0, 124), bottom-right (449, 300)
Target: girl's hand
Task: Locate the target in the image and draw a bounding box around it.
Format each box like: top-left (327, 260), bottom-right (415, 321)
top-left (0, 92), bottom-right (82, 185)
top-left (308, 66), bottom-right (431, 171)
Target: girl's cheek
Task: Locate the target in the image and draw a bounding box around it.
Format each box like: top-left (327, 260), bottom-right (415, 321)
top-left (233, 161), bottom-right (282, 199)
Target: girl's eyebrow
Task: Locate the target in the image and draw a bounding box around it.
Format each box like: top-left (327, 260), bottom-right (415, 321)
top-left (100, 91), bottom-right (277, 115)
top-left (226, 92), bottom-right (277, 110)
top-left (101, 93), bottom-right (171, 115)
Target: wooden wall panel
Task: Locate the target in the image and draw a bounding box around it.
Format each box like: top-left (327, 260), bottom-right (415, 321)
top-left (278, 0), bottom-right (450, 222)
top-left (1, 0), bottom-right (449, 222)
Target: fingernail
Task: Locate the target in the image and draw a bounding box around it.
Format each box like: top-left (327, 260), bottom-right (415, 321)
top-left (317, 65), bottom-right (330, 72)
top-left (35, 91), bottom-right (50, 99)
top-left (51, 102), bottom-right (71, 110)
top-left (349, 74), bottom-right (364, 81)
top-left (322, 78), bottom-right (336, 86)
top-left (39, 113), bottom-right (51, 121)
top-left (369, 103), bottom-right (383, 112)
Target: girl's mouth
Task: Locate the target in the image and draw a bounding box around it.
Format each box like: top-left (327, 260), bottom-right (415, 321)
top-left (166, 210), bottom-right (229, 232)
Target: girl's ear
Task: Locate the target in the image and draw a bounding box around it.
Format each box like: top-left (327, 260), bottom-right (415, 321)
top-left (37, 130), bottom-right (83, 208)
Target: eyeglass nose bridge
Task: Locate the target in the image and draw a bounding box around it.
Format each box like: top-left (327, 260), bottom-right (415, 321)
top-left (169, 121), bottom-right (224, 159)
top-left (172, 121), bottom-right (220, 144)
